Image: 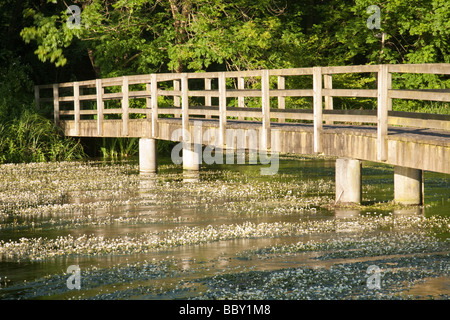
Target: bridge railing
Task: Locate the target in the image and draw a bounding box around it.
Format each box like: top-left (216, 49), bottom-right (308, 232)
top-left (35, 63), bottom-right (450, 161)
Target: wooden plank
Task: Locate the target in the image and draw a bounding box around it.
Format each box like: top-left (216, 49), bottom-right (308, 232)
top-left (157, 108), bottom-right (185, 115)
top-left (269, 89), bottom-right (313, 97)
top-left (128, 108), bottom-right (150, 114)
top-left (100, 77), bottom-right (124, 87)
top-left (324, 74), bottom-right (333, 125)
top-left (103, 109), bottom-right (123, 114)
top-left (155, 73), bottom-right (182, 82)
top-left (204, 78), bottom-right (212, 119)
top-left (58, 82), bottom-right (76, 88)
top-left (173, 79), bottom-right (181, 118)
top-left (53, 84), bottom-right (60, 125)
top-left (59, 110), bottom-right (75, 115)
top-left (79, 110), bottom-right (98, 115)
top-left (387, 63), bottom-right (450, 75)
top-left (96, 79), bottom-right (103, 136)
top-left (74, 82), bottom-right (80, 135)
top-left (103, 92), bottom-right (123, 100)
top-left (186, 72), bottom-right (219, 79)
top-left (146, 81), bottom-right (151, 131)
top-left (277, 76), bottom-right (285, 123)
top-left (270, 111), bottom-right (314, 121)
top-left (79, 94), bottom-right (98, 101)
top-left (238, 76), bottom-right (245, 121)
top-left (322, 88), bottom-right (378, 98)
top-left (323, 113), bottom-right (377, 123)
top-left (321, 65), bottom-right (379, 74)
top-left (188, 90), bottom-right (220, 97)
top-left (226, 89), bottom-right (261, 98)
top-left (76, 79), bottom-right (96, 87)
top-left (58, 96), bottom-right (75, 102)
top-left (219, 72), bottom-right (227, 147)
top-left (269, 68), bottom-right (314, 76)
top-left (389, 89), bottom-right (450, 102)
top-left (225, 70), bottom-right (261, 78)
top-left (377, 64), bottom-right (389, 161)
top-left (313, 67), bottom-right (323, 153)
top-left (151, 73), bottom-right (158, 138)
top-left (261, 69), bottom-right (270, 150)
top-left (59, 95), bottom-right (98, 102)
top-left (388, 110), bottom-right (450, 121)
top-left (181, 73), bottom-right (190, 143)
top-left (122, 76), bottom-right (129, 136)
top-left (388, 116), bottom-right (450, 131)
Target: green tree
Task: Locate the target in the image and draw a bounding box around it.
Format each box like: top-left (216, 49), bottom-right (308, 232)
top-left (21, 0), bottom-right (291, 77)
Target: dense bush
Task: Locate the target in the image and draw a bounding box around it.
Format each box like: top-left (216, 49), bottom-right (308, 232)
top-left (0, 110), bottom-right (85, 163)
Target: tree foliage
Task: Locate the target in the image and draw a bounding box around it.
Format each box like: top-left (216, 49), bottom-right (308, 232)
top-left (17, 0), bottom-right (450, 79)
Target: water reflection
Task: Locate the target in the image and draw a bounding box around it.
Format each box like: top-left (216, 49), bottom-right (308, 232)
top-left (183, 170), bottom-right (200, 183)
top-left (335, 206), bottom-right (424, 218)
top-left (393, 207), bottom-right (423, 215)
top-left (139, 172), bottom-right (158, 190)
top-left (335, 209), bottom-right (360, 218)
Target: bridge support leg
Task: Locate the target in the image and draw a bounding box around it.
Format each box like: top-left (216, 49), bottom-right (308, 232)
top-left (139, 138), bottom-right (157, 173)
top-left (335, 158), bottom-right (362, 204)
top-left (394, 166), bottom-right (423, 205)
top-left (183, 143), bottom-right (201, 171)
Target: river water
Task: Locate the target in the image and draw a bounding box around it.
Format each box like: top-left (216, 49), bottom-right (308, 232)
top-left (0, 155), bottom-right (448, 300)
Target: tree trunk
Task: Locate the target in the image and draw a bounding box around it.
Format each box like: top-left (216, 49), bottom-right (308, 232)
top-left (87, 48), bottom-right (100, 78)
top-left (168, 0), bottom-right (191, 73)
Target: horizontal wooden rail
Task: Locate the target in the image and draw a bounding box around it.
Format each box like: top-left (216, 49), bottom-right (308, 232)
top-left (35, 63), bottom-right (450, 162)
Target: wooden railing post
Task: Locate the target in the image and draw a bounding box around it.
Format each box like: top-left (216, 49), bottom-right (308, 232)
top-left (261, 69), bottom-right (271, 150)
top-left (145, 81), bottom-right (151, 137)
top-left (204, 78), bottom-right (212, 119)
top-left (324, 74), bottom-right (333, 125)
top-left (34, 85), bottom-right (40, 110)
top-left (277, 76), bottom-right (285, 123)
top-left (181, 73), bottom-right (190, 143)
top-left (122, 76), bottom-right (129, 136)
top-left (174, 79), bottom-right (181, 117)
top-left (387, 70), bottom-right (392, 111)
top-left (377, 64), bottom-right (389, 161)
top-left (313, 66), bottom-right (323, 153)
top-left (53, 84), bottom-right (59, 126)
top-left (96, 79), bottom-right (103, 136)
top-left (219, 72), bottom-right (227, 147)
top-left (238, 76), bottom-right (245, 121)
top-left (151, 73), bottom-right (158, 138)
top-left (74, 81), bottom-right (80, 136)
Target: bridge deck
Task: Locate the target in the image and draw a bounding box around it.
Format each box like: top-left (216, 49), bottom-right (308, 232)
top-left (60, 118), bottom-right (450, 174)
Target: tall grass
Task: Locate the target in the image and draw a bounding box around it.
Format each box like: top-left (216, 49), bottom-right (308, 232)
top-left (0, 110), bottom-right (86, 163)
top-left (100, 137), bottom-right (139, 159)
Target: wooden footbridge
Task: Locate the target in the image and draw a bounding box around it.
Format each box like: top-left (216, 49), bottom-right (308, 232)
top-left (35, 64), bottom-right (450, 205)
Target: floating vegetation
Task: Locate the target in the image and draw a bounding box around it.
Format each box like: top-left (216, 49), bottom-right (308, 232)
top-left (0, 159), bottom-right (448, 300)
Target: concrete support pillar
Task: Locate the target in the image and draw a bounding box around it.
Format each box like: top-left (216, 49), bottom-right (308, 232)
top-left (183, 143), bottom-right (201, 171)
top-left (335, 158), bottom-right (362, 204)
top-left (139, 138), bottom-right (157, 173)
top-left (394, 166), bottom-right (423, 205)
